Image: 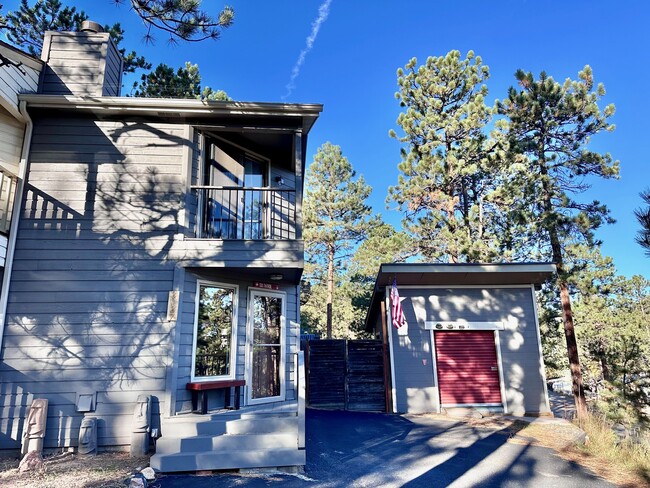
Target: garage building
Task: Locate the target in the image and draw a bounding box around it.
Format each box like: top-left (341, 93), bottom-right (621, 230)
top-left (365, 263), bottom-right (554, 416)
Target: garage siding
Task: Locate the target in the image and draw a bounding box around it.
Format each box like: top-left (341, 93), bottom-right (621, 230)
top-left (390, 287), bottom-right (549, 416)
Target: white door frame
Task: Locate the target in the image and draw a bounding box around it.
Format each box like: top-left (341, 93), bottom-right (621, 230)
top-left (190, 280), bottom-right (239, 382)
top-left (245, 288), bottom-right (287, 405)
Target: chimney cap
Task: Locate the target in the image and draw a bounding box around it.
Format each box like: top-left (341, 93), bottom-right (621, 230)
top-left (80, 20), bottom-right (104, 33)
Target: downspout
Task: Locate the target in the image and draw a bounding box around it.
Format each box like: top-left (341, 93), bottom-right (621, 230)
top-left (0, 99), bottom-right (33, 350)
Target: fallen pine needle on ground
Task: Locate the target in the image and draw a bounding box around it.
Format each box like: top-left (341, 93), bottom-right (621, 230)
top-left (0, 451), bottom-right (151, 488)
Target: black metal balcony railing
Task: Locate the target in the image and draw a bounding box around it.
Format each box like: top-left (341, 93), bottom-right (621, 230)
top-left (193, 186), bottom-right (296, 240)
top-left (0, 169), bottom-right (18, 236)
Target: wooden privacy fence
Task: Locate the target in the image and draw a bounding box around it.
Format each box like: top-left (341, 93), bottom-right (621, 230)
top-left (305, 339), bottom-right (385, 412)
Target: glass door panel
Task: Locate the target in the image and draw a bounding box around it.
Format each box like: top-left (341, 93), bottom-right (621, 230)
top-left (243, 157), bottom-right (266, 239)
top-left (248, 291), bottom-right (285, 403)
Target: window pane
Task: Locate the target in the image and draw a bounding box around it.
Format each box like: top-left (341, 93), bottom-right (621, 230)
top-left (252, 295), bottom-right (281, 344)
top-left (194, 285), bottom-right (234, 378)
top-left (251, 345), bottom-right (281, 399)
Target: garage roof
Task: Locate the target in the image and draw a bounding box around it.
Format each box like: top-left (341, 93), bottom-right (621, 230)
top-left (365, 262), bottom-right (556, 332)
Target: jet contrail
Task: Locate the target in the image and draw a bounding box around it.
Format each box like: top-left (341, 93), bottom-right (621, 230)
top-left (282, 0), bottom-right (333, 99)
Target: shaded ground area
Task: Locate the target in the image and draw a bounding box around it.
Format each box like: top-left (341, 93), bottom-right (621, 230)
top-left (1, 401), bottom-right (631, 487)
top-left (155, 409), bottom-right (614, 488)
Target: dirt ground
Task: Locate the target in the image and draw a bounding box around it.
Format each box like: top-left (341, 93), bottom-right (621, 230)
top-left (0, 452), bottom-right (151, 488)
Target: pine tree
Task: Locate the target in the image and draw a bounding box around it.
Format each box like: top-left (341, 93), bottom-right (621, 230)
top-left (635, 190), bottom-right (650, 256)
top-left (121, 0), bottom-right (234, 44)
top-left (388, 50), bottom-right (503, 263)
top-left (497, 66), bottom-right (619, 418)
top-left (131, 61), bottom-right (230, 100)
top-left (303, 142), bottom-right (378, 339)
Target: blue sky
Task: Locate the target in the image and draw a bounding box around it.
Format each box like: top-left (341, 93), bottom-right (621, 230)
top-left (4, 1), bottom-right (649, 278)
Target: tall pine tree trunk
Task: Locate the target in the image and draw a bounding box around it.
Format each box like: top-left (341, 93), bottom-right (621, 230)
top-left (541, 153), bottom-right (588, 418)
top-left (326, 244), bottom-right (334, 339)
top-left (556, 265), bottom-right (588, 418)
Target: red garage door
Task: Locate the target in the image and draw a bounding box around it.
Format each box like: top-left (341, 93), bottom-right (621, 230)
top-left (435, 331), bottom-right (502, 405)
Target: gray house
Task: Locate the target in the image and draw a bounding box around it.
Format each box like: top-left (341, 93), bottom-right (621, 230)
top-left (366, 263), bottom-right (554, 416)
top-left (0, 24), bottom-right (320, 472)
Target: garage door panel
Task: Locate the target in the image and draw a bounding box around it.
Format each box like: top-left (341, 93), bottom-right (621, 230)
top-left (435, 331), bottom-right (502, 405)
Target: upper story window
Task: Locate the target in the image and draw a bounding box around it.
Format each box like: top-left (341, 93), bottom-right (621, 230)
top-left (205, 137), bottom-right (269, 189)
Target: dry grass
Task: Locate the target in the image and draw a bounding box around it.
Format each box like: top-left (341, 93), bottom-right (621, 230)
top-left (465, 415), bottom-right (650, 488)
top-left (569, 415), bottom-right (650, 488)
top-left (0, 452), bottom-right (151, 488)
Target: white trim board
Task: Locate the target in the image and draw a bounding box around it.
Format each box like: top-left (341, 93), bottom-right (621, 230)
top-left (494, 330), bottom-right (509, 414)
top-left (245, 287), bottom-right (287, 406)
top-left (429, 330), bottom-right (442, 413)
top-left (385, 286), bottom-right (397, 414)
top-left (190, 280), bottom-right (239, 382)
top-left (425, 321), bottom-right (504, 331)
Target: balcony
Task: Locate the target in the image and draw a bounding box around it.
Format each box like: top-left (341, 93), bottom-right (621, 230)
top-left (193, 186), bottom-right (296, 240)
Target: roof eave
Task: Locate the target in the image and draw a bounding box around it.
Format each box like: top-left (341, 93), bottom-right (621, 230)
top-left (19, 94), bottom-right (323, 132)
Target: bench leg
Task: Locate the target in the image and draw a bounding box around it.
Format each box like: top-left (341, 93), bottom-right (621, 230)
top-left (224, 387), bottom-right (232, 409)
top-left (192, 391), bottom-right (208, 415)
top-left (234, 386), bottom-right (241, 410)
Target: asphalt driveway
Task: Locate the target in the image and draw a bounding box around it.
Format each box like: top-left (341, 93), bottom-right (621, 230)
top-left (155, 408), bottom-right (613, 488)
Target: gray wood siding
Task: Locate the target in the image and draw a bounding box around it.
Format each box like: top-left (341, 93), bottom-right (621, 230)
top-left (0, 106), bottom-right (25, 175)
top-left (174, 272), bottom-right (299, 414)
top-left (1, 115), bottom-right (306, 450)
top-left (0, 115), bottom-right (184, 450)
top-left (40, 32), bottom-right (122, 97)
top-left (391, 287), bottom-right (549, 416)
top-left (0, 43), bottom-right (41, 117)
top-left (170, 239), bottom-right (304, 269)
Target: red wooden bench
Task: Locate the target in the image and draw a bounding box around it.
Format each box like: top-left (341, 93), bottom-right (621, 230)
top-left (186, 379), bottom-right (246, 414)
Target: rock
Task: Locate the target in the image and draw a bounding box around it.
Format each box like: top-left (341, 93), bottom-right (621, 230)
top-left (18, 450), bottom-right (43, 473)
top-left (127, 473), bottom-right (147, 488)
top-left (141, 467), bottom-right (156, 481)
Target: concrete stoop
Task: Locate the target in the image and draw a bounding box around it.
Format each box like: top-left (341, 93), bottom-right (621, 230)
top-left (150, 412), bottom-right (304, 473)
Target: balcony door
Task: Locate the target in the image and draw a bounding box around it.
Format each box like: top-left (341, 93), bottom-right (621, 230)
top-left (204, 138), bottom-right (269, 239)
top-left (246, 289), bottom-right (286, 405)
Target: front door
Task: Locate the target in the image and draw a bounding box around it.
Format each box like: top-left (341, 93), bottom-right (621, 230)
top-left (246, 289), bottom-right (286, 404)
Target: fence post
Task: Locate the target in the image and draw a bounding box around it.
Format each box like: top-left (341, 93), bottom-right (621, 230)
top-left (297, 351), bottom-right (306, 449)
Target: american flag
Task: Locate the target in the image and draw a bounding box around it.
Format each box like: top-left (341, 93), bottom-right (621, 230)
top-left (390, 279), bottom-right (407, 329)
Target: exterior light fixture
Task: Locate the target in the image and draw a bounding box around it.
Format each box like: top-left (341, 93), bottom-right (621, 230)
top-left (269, 274), bottom-right (283, 281)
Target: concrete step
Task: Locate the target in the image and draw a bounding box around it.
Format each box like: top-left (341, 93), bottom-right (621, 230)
top-left (162, 418), bottom-right (228, 437)
top-left (151, 447), bottom-right (306, 473)
top-left (226, 416), bottom-right (298, 435)
top-left (239, 411), bottom-right (296, 419)
top-left (155, 432), bottom-right (298, 455)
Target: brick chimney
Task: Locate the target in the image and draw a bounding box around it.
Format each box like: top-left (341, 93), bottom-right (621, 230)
top-left (39, 20), bottom-right (123, 97)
